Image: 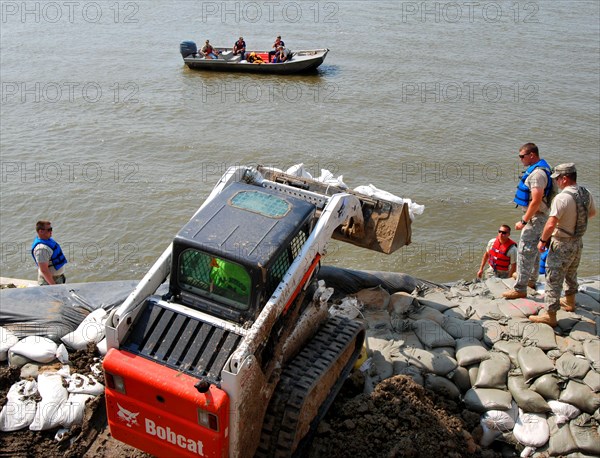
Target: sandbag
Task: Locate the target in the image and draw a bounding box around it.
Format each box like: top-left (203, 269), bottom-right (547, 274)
top-left (583, 369), bottom-right (600, 392)
top-left (394, 365), bottom-right (424, 386)
top-left (412, 319), bottom-right (455, 348)
top-left (507, 376), bottom-right (550, 413)
top-left (417, 291), bottom-right (456, 312)
top-left (506, 319), bottom-right (531, 339)
top-left (480, 401), bottom-right (518, 432)
top-left (510, 298), bottom-right (543, 317)
top-left (547, 415), bottom-right (578, 456)
top-left (569, 320), bottom-right (597, 341)
top-left (431, 346), bottom-right (455, 360)
top-left (556, 310), bottom-right (580, 333)
top-left (569, 413), bottom-right (600, 455)
top-left (512, 410), bottom-right (549, 448)
top-left (547, 400), bottom-right (581, 425)
top-left (61, 308), bottom-right (107, 351)
top-left (455, 337), bottom-right (489, 367)
top-left (474, 352), bottom-right (511, 389)
top-left (441, 316), bottom-right (484, 340)
top-left (479, 423), bottom-right (501, 447)
top-left (389, 292), bottom-right (417, 315)
top-left (0, 379), bottom-right (38, 431)
top-left (521, 322), bottom-right (557, 350)
top-left (370, 348), bottom-right (394, 382)
top-left (530, 373), bottom-right (561, 400)
top-left (29, 372), bottom-right (68, 431)
top-left (317, 266), bottom-right (427, 296)
top-left (481, 320), bottom-right (507, 347)
top-left (467, 364), bottom-right (480, 387)
top-left (583, 340), bottom-right (600, 370)
top-left (449, 366), bottom-right (471, 393)
top-left (10, 336), bottom-right (58, 363)
top-left (408, 306), bottom-right (445, 325)
top-left (518, 347), bottom-right (555, 383)
top-left (474, 300), bottom-right (504, 321)
top-left (559, 380), bottom-right (600, 414)
top-left (493, 340), bottom-right (522, 368)
top-left (354, 285), bottom-right (390, 311)
top-left (556, 335), bottom-right (585, 356)
top-left (497, 302), bottom-right (527, 319)
top-left (0, 326), bottom-right (19, 361)
top-left (391, 347), bottom-right (457, 376)
top-left (61, 393), bottom-right (94, 428)
top-left (463, 388), bottom-right (513, 413)
top-left (391, 329), bottom-right (423, 349)
top-left (424, 373), bottom-right (461, 399)
top-left (555, 352), bottom-right (590, 379)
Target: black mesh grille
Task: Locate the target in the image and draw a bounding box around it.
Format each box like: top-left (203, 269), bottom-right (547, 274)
top-left (265, 228), bottom-right (308, 298)
top-left (123, 301), bottom-right (243, 382)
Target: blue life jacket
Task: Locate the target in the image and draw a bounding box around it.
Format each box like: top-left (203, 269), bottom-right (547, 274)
top-left (539, 249), bottom-right (548, 275)
top-left (31, 237), bottom-right (67, 271)
top-left (514, 159), bottom-right (552, 207)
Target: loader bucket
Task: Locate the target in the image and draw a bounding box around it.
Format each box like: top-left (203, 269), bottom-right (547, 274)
top-left (257, 167), bottom-right (412, 254)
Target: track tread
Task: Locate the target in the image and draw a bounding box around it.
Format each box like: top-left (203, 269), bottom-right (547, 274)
top-left (255, 316), bottom-right (364, 458)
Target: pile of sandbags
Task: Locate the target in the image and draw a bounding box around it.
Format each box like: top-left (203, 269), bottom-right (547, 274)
top-left (346, 277), bottom-right (600, 456)
top-left (0, 310), bottom-right (107, 435)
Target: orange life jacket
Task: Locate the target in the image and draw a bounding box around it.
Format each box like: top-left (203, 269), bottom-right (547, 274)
top-left (488, 238), bottom-right (516, 271)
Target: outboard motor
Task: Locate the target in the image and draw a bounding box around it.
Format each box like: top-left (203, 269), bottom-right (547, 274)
top-left (180, 40), bottom-right (197, 58)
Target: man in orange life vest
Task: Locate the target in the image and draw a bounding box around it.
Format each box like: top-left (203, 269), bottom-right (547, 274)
top-left (477, 224), bottom-right (517, 279)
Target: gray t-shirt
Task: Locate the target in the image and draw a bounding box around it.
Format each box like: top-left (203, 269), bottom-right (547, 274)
top-left (33, 243), bottom-right (65, 277)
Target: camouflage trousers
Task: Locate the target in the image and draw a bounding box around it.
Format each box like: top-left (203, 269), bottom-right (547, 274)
top-left (545, 237), bottom-right (582, 313)
top-left (515, 214), bottom-right (547, 292)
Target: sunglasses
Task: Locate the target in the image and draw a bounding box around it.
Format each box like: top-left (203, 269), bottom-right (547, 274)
top-left (518, 152), bottom-right (531, 159)
top-left (498, 230), bottom-right (509, 234)
top-left (44, 227), bottom-right (53, 231)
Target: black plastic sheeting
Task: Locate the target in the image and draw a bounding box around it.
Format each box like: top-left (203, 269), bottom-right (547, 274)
top-left (0, 268), bottom-right (438, 341)
top-left (317, 266), bottom-right (442, 297)
top-left (0, 281), bottom-right (142, 341)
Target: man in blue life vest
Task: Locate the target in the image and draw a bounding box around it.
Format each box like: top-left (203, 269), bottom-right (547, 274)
top-left (31, 220), bottom-right (67, 285)
top-left (503, 143), bottom-right (553, 299)
top-left (477, 224), bottom-right (517, 279)
top-left (529, 163), bottom-right (596, 326)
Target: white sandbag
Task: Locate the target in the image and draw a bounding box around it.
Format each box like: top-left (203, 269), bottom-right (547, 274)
top-left (507, 376), bottom-right (550, 413)
top-left (474, 352), bottom-right (511, 389)
top-left (513, 409), bottom-right (549, 448)
top-left (480, 401), bottom-right (518, 432)
top-left (424, 373), bottom-right (460, 399)
top-left (391, 347), bottom-right (457, 376)
top-left (285, 163), bottom-right (312, 179)
top-left (412, 319), bottom-right (455, 348)
top-left (329, 296), bottom-right (362, 320)
top-left (66, 373), bottom-right (105, 396)
top-left (493, 340), bottom-right (522, 368)
top-left (547, 400), bottom-right (581, 425)
top-left (316, 168), bottom-right (346, 187)
top-left (0, 379), bottom-right (38, 431)
top-left (56, 343), bottom-right (69, 364)
top-left (463, 388), bottom-right (513, 413)
top-left (521, 323), bottom-right (557, 350)
top-left (517, 347), bottom-right (555, 383)
top-left (530, 373), bottom-right (560, 400)
top-left (0, 326), bottom-right (19, 361)
top-left (441, 316), bottom-right (484, 340)
top-left (559, 380), bottom-right (600, 414)
top-left (455, 337), bottom-right (488, 367)
top-left (583, 340), bottom-right (600, 370)
top-left (583, 369), bottom-right (600, 392)
top-left (547, 415), bottom-right (578, 456)
top-left (60, 393), bottom-right (94, 428)
top-left (10, 336), bottom-right (58, 363)
top-left (96, 337), bottom-right (108, 356)
top-left (61, 308), bottom-right (107, 350)
top-left (29, 372), bottom-right (68, 431)
top-left (569, 413), bottom-right (600, 455)
top-left (353, 184), bottom-right (424, 220)
top-left (555, 352), bottom-right (590, 379)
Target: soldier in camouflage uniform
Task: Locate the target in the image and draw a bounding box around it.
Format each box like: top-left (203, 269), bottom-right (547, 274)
top-left (530, 163), bottom-right (597, 327)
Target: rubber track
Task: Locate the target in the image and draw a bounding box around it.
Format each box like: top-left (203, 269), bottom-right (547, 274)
top-left (255, 316), bottom-right (364, 458)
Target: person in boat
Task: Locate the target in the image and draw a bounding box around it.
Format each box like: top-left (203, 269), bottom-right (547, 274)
top-left (246, 52), bottom-right (264, 64)
top-left (502, 142), bottom-right (553, 300)
top-left (268, 35), bottom-right (284, 62)
top-left (201, 40), bottom-right (219, 59)
top-left (272, 45), bottom-right (291, 63)
top-left (477, 224), bottom-right (517, 279)
top-left (233, 36), bottom-right (246, 60)
top-left (31, 220), bottom-right (68, 285)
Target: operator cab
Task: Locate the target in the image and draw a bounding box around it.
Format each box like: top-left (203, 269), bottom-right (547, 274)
top-left (170, 182), bottom-right (316, 324)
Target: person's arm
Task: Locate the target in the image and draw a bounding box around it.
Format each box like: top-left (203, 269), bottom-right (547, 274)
top-left (516, 186), bottom-right (544, 230)
top-left (508, 262), bottom-right (516, 278)
top-left (477, 251), bottom-right (489, 279)
top-left (38, 262), bottom-right (55, 285)
top-left (537, 216), bottom-right (558, 252)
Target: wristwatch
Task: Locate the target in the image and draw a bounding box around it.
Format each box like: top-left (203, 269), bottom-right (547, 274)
top-left (520, 219), bottom-right (528, 225)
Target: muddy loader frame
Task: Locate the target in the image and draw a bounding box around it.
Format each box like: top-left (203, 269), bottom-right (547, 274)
top-left (103, 166), bottom-right (411, 457)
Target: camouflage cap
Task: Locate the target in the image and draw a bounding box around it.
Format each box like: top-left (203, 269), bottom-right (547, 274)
top-left (551, 163), bottom-right (576, 178)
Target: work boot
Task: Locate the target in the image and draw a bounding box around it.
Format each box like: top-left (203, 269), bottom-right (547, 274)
top-left (502, 289), bottom-right (526, 299)
top-left (560, 295), bottom-right (576, 312)
top-left (529, 310), bottom-right (558, 327)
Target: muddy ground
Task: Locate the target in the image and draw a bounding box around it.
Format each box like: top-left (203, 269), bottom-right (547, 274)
top-left (0, 347), bottom-right (510, 458)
